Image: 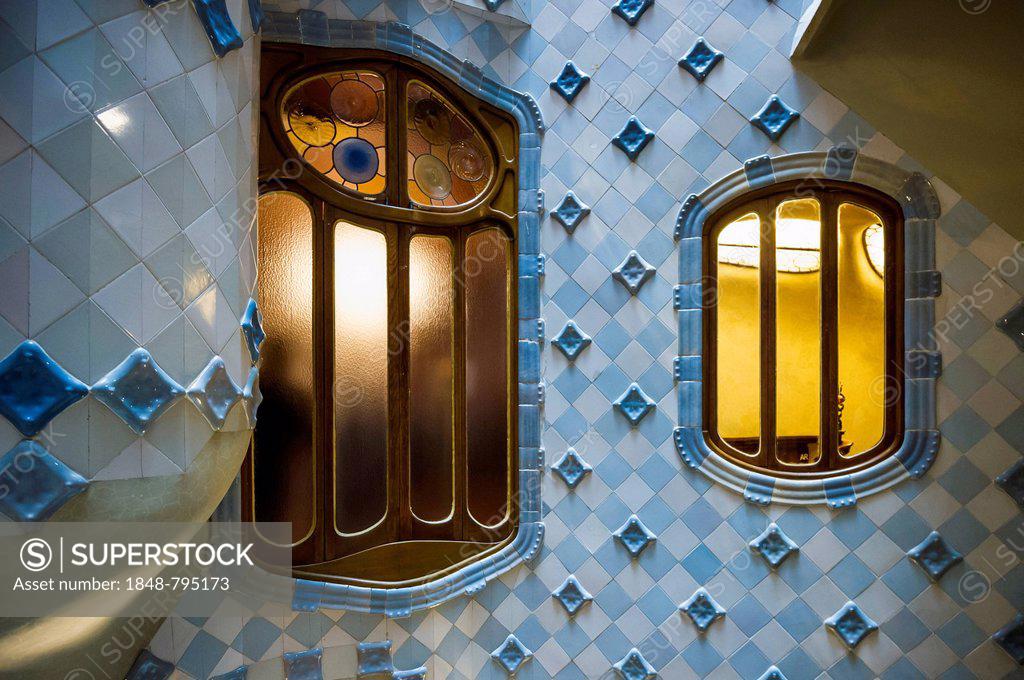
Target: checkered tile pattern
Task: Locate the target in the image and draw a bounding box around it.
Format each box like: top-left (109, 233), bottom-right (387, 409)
top-left (148, 0), bottom-right (1024, 677)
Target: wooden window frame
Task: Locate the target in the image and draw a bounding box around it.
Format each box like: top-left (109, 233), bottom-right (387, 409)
top-left (245, 44), bottom-right (519, 584)
top-left (703, 180), bottom-right (904, 478)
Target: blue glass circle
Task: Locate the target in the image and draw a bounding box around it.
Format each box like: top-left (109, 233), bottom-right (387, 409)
top-left (333, 137), bottom-right (378, 184)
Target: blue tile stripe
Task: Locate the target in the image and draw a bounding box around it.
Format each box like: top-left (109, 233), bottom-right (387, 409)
top-left (673, 151), bottom-right (941, 506)
top-left (264, 15), bottom-right (546, 615)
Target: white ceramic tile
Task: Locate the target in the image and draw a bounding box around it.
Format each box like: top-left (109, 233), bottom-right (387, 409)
top-left (35, 0), bottom-right (92, 50)
top-left (93, 177), bottom-right (179, 259)
top-left (97, 91), bottom-right (182, 173)
top-left (99, 10), bottom-right (184, 88)
top-left (28, 247), bottom-right (84, 335)
top-left (0, 150), bottom-right (86, 239)
top-left (0, 56), bottom-right (87, 144)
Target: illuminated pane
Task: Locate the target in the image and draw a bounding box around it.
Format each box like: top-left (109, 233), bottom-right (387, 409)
top-left (775, 198), bottom-right (822, 466)
top-left (254, 192), bottom-right (316, 544)
top-left (406, 81), bottom-right (493, 207)
top-left (715, 212), bottom-right (760, 456)
top-left (333, 221), bottom-right (388, 535)
top-left (409, 235), bottom-right (455, 523)
top-left (464, 230), bottom-right (509, 527)
top-left (839, 203), bottom-right (887, 458)
top-left (281, 71), bottom-right (386, 195)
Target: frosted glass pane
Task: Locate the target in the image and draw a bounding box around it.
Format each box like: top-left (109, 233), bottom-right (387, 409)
top-left (464, 230), bottom-right (509, 527)
top-left (775, 198), bottom-right (822, 466)
top-left (333, 220), bottom-right (388, 535)
top-left (838, 203), bottom-right (886, 458)
top-left (254, 192), bottom-right (316, 544)
top-left (715, 212), bottom-right (760, 456)
top-left (409, 235), bottom-right (455, 522)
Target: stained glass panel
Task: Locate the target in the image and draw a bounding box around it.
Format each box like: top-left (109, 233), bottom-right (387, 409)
top-left (281, 71), bottom-right (386, 195)
top-left (407, 80), bottom-right (493, 207)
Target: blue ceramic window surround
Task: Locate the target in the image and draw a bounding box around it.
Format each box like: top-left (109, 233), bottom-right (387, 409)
top-left (679, 38), bottom-right (723, 82)
top-left (614, 383), bottom-right (656, 425)
top-left (673, 151), bottom-right (941, 506)
top-left (552, 191), bottom-right (590, 233)
top-left (680, 587), bottom-right (725, 631)
top-left (612, 117), bottom-right (655, 161)
top-left (613, 250), bottom-right (656, 295)
top-left (550, 61), bottom-right (590, 103)
top-left (750, 95), bottom-right (799, 141)
top-left (552, 321), bottom-right (592, 361)
top-left (552, 448), bottom-right (592, 489)
top-left (0, 340), bottom-right (89, 437)
top-left (614, 514), bottom-right (656, 557)
top-left (0, 440), bottom-right (88, 522)
top-left (491, 634), bottom-right (532, 675)
top-left (824, 602), bottom-right (878, 649)
top-left (611, 0), bottom-right (653, 26)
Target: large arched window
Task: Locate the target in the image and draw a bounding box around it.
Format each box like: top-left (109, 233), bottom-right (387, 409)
top-left (246, 45), bottom-right (519, 586)
top-left (704, 181), bottom-right (903, 476)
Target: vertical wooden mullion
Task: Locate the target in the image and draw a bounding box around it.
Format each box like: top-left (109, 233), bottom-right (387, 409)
top-left (392, 223), bottom-right (410, 542)
top-left (315, 200), bottom-right (328, 565)
top-left (761, 198), bottom-right (776, 471)
top-left (821, 194), bottom-right (840, 471)
top-left (386, 66), bottom-right (404, 208)
top-left (453, 230), bottom-right (468, 540)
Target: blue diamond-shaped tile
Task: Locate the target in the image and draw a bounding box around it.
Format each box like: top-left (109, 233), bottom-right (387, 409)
top-left (749, 523), bottom-right (799, 568)
top-left (357, 641), bottom-right (393, 676)
top-left (551, 191), bottom-right (590, 233)
top-left (187, 356), bottom-right (242, 430)
top-left (680, 587), bottom-right (726, 632)
top-left (679, 37), bottom-right (723, 82)
top-left (995, 614), bottom-right (1024, 665)
top-left (757, 667), bottom-right (787, 680)
top-left (997, 459), bottom-right (1024, 507)
top-left (242, 366), bottom-right (262, 427)
top-left (751, 95), bottom-right (799, 141)
top-left (825, 602), bottom-right (879, 649)
top-left (553, 575), bottom-right (593, 615)
top-left (615, 514), bottom-right (656, 557)
top-left (613, 250), bottom-right (656, 295)
top-left (997, 299), bottom-right (1024, 351)
top-left (241, 298), bottom-right (265, 364)
top-left (550, 61), bottom-right (591, 103)
top-left (283, 648), bottom-right (321, 680)
top-left (614, 382), bottom-right (655, 425)
top-left (552, 321), bottom-right (591, 360)
top-left (613, 648), bottom-right (656, 680)
top-left (0, 341), bottom-right (89, 437)
top-left (485, 0), bottom-right (505, 10)
top-left (91, 348), bottom-right (185, 436)
top-left (611, 0), bottom-right (653, 26)
top-left (612, 117), bottom-right (655, 161)
top-left (491, 634), bottom-right (532, 675)
top-left (0, 440), bottom-right (87, 521)
top-left (907, 531), bottom-right (963, 581)
top-left (552, 448), bottom-right (592, 489)
top-left (126, 650), bottom-right (174, 680)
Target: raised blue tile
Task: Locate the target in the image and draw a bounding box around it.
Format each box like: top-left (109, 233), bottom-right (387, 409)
top-left (393, 668), bottom-right (427, 680)
top-left (613, 648), bottom-right (656, 680)
top-left (491, 634), bottom-right (532, 674)
top-left (907, 531), bottom-right (963, 581)
top-left (92, 349), bottom-right (185, 435)
top-left (996, 459), bottom-right (1024, 508)
top-left (211, 668), bottom-right (247, 680)
top-left (552, 448), bottom-right (592, 489)
top-left (126, 650), bottom-right (174, 680)
top-left (0, 440), bottom-right (87, 521)
top-left (192, 0), bottom-right (244, 57)
top-left (283, 648), bottom-right (322, 680)
top-left (187, 356), bottom-right (242, 430)
top-left (750, 95), bottom-right (799, 141)
top-left (553, 575), bottom-right (593, 615)
top-left (611, 0), bottom-right (653, 26)
top-left (679, 38), bottom-right (723, 82)
top-left (552, 191), bottom-right (591, 233)
top-left (247, 0), bottom-right (264, 31)
top-left (612, 117), bottom-right (655, 161)
top-left (613, 250), bottom-right (655, 295)
top-left (997, 299), bottom-right (1024, 351)
top-left (0, 341), bottom-right (89, 437)
top-left (357, 641), bottom-right (392, 677)
top-left (242, 366), bottom-right (262, 427)
top-left (825, 602), bottom-right (878, 649)
top-left (615, 514), bottom-right (656, 557)
top-left (485, 0), bottom-right (505, 10)
top-left (749, 523), bottom-right (799, 569)
top-left (680, 586), bottom-right (725, 632)
top-left (241, 298), bottom-right (266, 364)
top-left (552, 321), bottom-right (592, 361)
top-left (756, 667), bottom-right (787, 680)
top-left (994, 614), bottom-right (1024, 665)
top-left (550, 61), bottom-right (590, 103)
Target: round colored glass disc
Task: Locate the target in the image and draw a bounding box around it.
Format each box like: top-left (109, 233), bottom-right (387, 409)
top-left (334, 137), bottom-right (379, 184)
top-left (449, 141), bottom-right (488, 182)
top-left (413, 98), bottom-right (451, 145)
top-left (288, 103), bottom-right (336, 147)
top-left (413, 154), bottom-right (452, 200)
top-left (330, 79), bottom-right (379, 127)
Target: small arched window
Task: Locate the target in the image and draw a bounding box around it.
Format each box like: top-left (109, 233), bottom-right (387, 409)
top-left (705, 182), bottom-right (903, 476)
top-left (247, 45), bottom-right (519, 586)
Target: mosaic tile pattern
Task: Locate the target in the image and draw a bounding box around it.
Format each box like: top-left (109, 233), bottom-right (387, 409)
top-left (148, 1), bottom-right (1024, 678)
